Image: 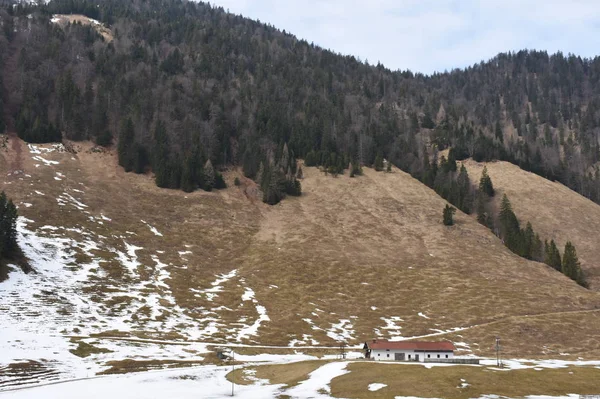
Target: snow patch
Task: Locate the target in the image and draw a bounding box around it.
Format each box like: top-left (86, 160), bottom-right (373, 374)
top-left (285, 361), bottom-right (349, 398)
top-left (141, 220), bottom-right (163, 236)
top-left (368, 383), bottom-right (387, 391)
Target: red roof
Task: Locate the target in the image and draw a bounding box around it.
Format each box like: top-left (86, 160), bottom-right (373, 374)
top-left (367, 339), bottom-right (455, 351)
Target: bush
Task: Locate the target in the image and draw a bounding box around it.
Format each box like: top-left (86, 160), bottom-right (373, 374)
top-left (443, 204), bottom-right (456, 226)
top-left (214, 172), bottom-right (227, 189)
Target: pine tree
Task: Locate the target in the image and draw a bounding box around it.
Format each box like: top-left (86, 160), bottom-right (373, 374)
top-left (153, 121), bottom-right (170, 188)
top-left (447, 149), bottom-right (457, 172)
top-left (562, 242), bottom-right (587, 287)
top-left (118, 118), bottom-right (135, 172)
top-left (180, 156), bottom-right (195, 193)
top-left (280, 143), bottom-right (290, 174)
top-left (296, 166), bottom-right (303, 179)
top-left (242, 146), bottom-right (259, 178)
top-left (544, 239), bottom-right (562, 271)
top-left (479, 166), bottom-right (495, 197)
top-left (494, 120), bottom-right (503, 142)
top-left (305, 150), bottom-right (317, 167)
top-left (457, 164), bottom-right (472, 214)
top-left (443, 204), bottom-right (456, 226)
top-left (499, 194), bottom-right (521, 254)
top-left (374, 153), bottom-right (384, 171)
top-left (203, 159), bottom-right (215, 191)
top-left (523, 222), bottom-right (535, 259)
top-left (263, 167), bottom-right (286, 205)
top-left (0, 192), bottom-right (19, 259)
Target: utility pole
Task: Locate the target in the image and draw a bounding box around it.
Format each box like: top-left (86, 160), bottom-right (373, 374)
top-left (495, 337), bottom-right (501, 367)
top-left (231, 350), bottom-right (235, 396)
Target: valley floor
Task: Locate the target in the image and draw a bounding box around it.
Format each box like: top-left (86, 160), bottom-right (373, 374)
top-left (2, 356), bottom-right (600, 399)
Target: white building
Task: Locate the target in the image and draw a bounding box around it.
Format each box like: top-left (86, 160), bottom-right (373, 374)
top-left (364, 339), bottom-right (455, 362)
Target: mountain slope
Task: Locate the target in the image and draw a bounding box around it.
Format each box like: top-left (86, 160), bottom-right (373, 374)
top-left (463, 159), bottom-right (600, 289)
top-left (2, 137), bottom-right (600, 382)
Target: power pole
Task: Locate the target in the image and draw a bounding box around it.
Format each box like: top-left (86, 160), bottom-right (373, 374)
top-left (231, 350), bottom-right (235, 396)
top-left (495, 337), bottom-right (501, 367)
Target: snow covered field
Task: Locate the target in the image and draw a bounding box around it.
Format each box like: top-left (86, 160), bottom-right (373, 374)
top-left (2, 358), bottom-right (598, 399)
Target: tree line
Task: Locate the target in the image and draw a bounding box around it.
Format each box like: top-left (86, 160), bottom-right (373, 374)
top-left (0, 191), bottom-right (21, 277)
top-left (1, 0), bottom-right (600, 207)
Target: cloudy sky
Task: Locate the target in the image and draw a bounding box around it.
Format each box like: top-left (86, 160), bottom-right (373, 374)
top-left (211, 0), bottom-right (600, 74)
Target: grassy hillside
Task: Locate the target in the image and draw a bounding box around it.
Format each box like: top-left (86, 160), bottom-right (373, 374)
top-left (463, 159), bottom-right (600, 290)
top-left (1, 135), bottom-right (600, 377)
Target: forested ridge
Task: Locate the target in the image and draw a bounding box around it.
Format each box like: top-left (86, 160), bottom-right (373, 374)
top-left (1, 0), bottom-right (600, 205)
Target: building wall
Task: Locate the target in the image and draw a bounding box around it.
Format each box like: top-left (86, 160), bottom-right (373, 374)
top-left (371, 349), bottom-right (454, 362)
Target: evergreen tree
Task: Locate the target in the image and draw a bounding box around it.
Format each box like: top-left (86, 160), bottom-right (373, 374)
top-left (447, 148), bottom-right (458, 172)
top-left (263, 166), bottom-right (287, 205)
top-left (180, 155), bottom-right (196, 193)
top-left (456, 164), bottom-right (472, 214)
top-left (562, 242), bottom-right (587, 287)
top-left (203, 159), bottom-right (215, 191)
top-left (544, 239), bottom-right (562, 271)
top-left (214, 171), bottom-right (227, 189)
top-left (374, 153), bottom-right (384, 171)
top-left (153, 121), bottom-right (170, 188)
top-left (479, 166), bottom-right (495, 197)
top-left (242, 146), bottom-right (259, 179)
top-left (422, 112), bottom-right (435, 129)
top-left (304, 150), bottom-right (317, 167)
top-left (296, 166), bottom-right (303, 179)
top-left (118, 118), bottom-right (135, 172)
top-left (96, 129), bottom-right (113, 147)
top-left (498, 194), bottom-right (521, 254)
top-left (0, 97), bottom-right (5, 133)
top-left (443, 204), bottom-right (456, 226)
top-left (494, 120), bottom-right (503, 142)
top-left (0, 192), bottom-right (19, 259)
top-left (280, 143), bottom-right (290, 174)
top-left (523, 222), bottom-right (535, 259)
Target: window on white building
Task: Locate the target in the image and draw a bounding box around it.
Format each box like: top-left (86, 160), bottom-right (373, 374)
top-left (446, 355), bottom-right (448, 358)
top-left (387, 354), bottom-right (389, 358)
top-left (408, 355), bottom-right (411, 359)
top-left (427, 354), bottom-right (430, 358)
top-left (437, 354), bottom-right (440, 358)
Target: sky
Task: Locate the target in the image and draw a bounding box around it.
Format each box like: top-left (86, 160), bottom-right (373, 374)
top-left (211, 0), bottom-right (600, 74)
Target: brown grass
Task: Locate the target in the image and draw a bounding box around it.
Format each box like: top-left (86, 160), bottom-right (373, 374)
top-left (226, 360), bottom-right (330, 387)
top-left (2, 137), bottom-right (600, 361)
top-left (331, 361), bottom-right (600, 399)
top-left (463, 159), bottom-right (600, 289)
top-left (98, 359), bottom-right (209, 375)
top-left (69, 340), bottom-right (113, 358)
